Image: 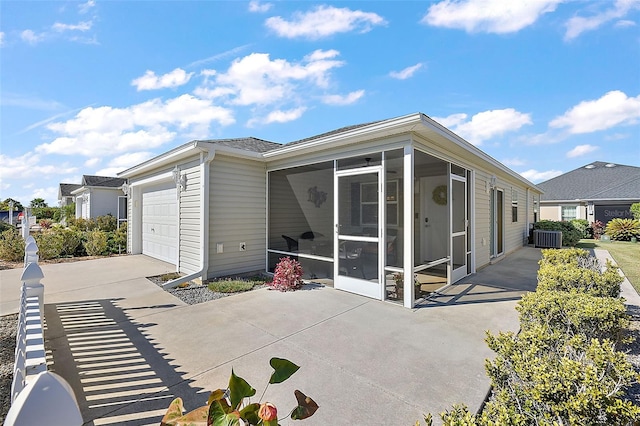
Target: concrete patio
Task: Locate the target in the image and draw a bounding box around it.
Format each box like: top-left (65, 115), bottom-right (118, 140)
top-left (0, 247), bottom-right (544, 425)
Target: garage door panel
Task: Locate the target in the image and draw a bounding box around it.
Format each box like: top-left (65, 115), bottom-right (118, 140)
top-left (142, 184), bottom-right (178, 264)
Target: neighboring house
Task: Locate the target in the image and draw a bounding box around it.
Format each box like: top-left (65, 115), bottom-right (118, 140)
top-left (538, 162), bottom-right (640, 225)
top-left (119, 112), bottom-right (542, 308)
top-left (58, 183), bottom-right (81, 206)
top-left (71, 175), bottom-right (127, 222)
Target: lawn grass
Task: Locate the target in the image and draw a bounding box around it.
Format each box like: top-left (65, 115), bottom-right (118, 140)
top-left (207, 277), bottom-right (267, 293)
top-left (577, 239), bottom-right (640, 294)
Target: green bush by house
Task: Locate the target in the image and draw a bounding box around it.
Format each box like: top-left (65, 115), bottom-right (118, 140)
top-left (533, 220), bottom-right (582, 246)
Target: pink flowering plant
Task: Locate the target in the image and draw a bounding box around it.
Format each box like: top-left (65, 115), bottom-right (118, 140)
top-left (268, 257), bottom-right (304, 291)
top-left (160, 357), bottom-right (318, 425)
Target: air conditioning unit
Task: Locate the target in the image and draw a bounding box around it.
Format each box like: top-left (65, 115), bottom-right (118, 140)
top-left (534, 230), bottom-right (562, 248)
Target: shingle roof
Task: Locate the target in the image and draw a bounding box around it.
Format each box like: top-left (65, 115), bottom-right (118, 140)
top-left (538, 162), bottom-right (640, 201)
top-left (59, 183), bottom-right (81, 197)
top-left (198, 137), bottom-right (282, 153)
top-left (283, 120), bottom-right (385, 147)
top-left (81, 175), bottom-right (126, 187)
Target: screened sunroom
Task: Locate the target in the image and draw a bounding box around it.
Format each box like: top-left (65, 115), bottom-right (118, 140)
top-left (266, 142), bottom-right (472, 308)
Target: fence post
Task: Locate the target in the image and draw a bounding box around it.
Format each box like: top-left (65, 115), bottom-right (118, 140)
top-left (20, 262), bottom-right (44, 316)
top-left (24, 241), bottom-right (39, 267)
top-left (4, 371), bottom-right (83, 426)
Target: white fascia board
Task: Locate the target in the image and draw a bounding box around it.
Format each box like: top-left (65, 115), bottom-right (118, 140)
top-left (118, 141), bottom-right (208, 178)
top-left (70, 187), bottom-right (88, 195)
top-left (262, 113), bottom-right (422, 159)
top-left (211, 145), bottom-right (265, 160)
top-left (542, 198), bottom-right (639, 203)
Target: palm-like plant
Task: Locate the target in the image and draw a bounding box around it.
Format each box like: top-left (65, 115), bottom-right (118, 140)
top-left (604, 218), bottom-right (640, 241)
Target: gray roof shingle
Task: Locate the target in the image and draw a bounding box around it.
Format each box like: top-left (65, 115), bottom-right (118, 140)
top-left (59, 183), bottom-right (81, 197)
top-left (81, 175), bottom-right (126, 188)
top-left (198, 137), bottom-right (282, 153)
top-left (538, 162), bottom-right (640, 201)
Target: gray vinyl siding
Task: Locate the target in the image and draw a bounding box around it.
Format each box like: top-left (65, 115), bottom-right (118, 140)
top-left (474, 171), bottom-right (491, 269)
top-left (208, 154), bottom-right (267, 278)
top-left (178, 158), bottom-right (201, 275)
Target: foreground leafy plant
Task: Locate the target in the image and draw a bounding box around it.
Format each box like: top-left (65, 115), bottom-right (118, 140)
top-left (160, 357), bottom-right (318, 426)
top-left (268, 257), bottom-right (304, 292)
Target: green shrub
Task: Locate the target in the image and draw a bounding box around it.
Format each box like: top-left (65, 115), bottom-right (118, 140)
top-left (70, 217), bottom-right (98, 231)
top-left (0, 222), bottom-right (15, 233)
top-left (631, 202), bottom-right (640, 220)
top-left (537, 261), bottom-right (622, 298)
top-left (539, 247), bottom-right (590, 266)
top-left (106, 223), bottom-right (127, 254)
top-left (605, 218), bottom-right (640, 241)
top-left (0, 229), bottom-right (25, 261)
top-left (484, 327), bottom-right (640, 425)
top-left (31, 207), bottom-right (59, 220)
top-left (35, 230), bottom-right (63, 260)
top-left (57, 227), bottom-right (84, 256)
top-left (533, 220), bottom-right (582, 246)
top-left (570, 218), bottom-right (590, 239)
top-left (208, 279), bottom-right (257, 293)
top-left (517, 290), bottom-right (629, 346)
top-left (96, 214), bottom-right (117, 232)
top-left (84, 230), bottom-right (108, 256)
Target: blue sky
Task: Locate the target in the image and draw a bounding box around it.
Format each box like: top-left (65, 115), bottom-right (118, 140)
top-left (1, 0), bottom-right (639, 206)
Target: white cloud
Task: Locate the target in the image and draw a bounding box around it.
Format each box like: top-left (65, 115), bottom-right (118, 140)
top-left (614, 19), bottom-right (637, 28)
top-left (249, 0), bottom-right (273, 13)
top-left (78, 0), bottom-right (96, 14)
top-left (422, 0), bottom-right (562, 34)
top-left (95, 152), bottom-right (155, 175)
top-left (265, 5), bottom-right (387, 39)
top-left (502, 157), bottom-right (526, 167)
top-left (322, 90), bottom-right (365, 106)
top-left (84, 158), bottom-right (101, 167)
top-left (52, 21), bottom-right (92, 32)
top-left (0, 32), bottom-right (5, 46)
top-left (195, 50), bottom-right (345, 107)
top-left (0, 152), bottom-right (78, 179)
top-left (188, 44), bottom-right (251, 68)
top-left (29, 187), bottom-right (59, 204)
top-left (565, 0), bottom-right (640, 40)
top-left (21, 29), bottom-right (46, 45)
top-left (38, 94), bottom-right (235, 156)
top-left (566, 144), bottom-right (599, 158)
top-left (549, 90), bottom-right (640, 134)
top-left (434, 108), bottom-right (532, 145)
top-left (520, 169), bottom-right (563, 182)
top-left (132, 68), bottom-right (194, 91)
top-left (389, 63), bottom-right (423, 80)
top-left (247, 107), bottom-right (307, 127)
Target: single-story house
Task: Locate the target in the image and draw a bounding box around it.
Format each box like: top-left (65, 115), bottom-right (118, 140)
top-left (70, 175), bottom-right (127, 222)
top-left (58, 183), bottom-right (81, 206)
top-left (119, 113), bottom-right (542, 308)
top-left (538, 161), bottom-right (640, 225)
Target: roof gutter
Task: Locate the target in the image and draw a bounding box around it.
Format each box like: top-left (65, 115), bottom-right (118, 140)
top-left (163, 146), bottom-right (216, 289)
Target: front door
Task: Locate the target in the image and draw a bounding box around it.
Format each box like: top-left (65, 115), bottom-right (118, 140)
top-left (334, 168), bottom-right (382, 299)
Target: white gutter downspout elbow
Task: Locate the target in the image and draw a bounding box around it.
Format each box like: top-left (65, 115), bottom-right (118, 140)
top-left (163, 147), bottom-right (216, 290)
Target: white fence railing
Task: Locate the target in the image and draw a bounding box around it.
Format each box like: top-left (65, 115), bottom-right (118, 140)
top-left (5, 239), bottom-right (82, 426)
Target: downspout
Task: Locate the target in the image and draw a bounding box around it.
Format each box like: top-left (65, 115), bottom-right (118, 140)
top-left (163, 147), bottom-right (216, 289)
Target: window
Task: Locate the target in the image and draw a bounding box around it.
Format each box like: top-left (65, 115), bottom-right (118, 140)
top-left (561, 206), bottom-right (577, 221)
top-left (511, 188), bottom-right (518, 222)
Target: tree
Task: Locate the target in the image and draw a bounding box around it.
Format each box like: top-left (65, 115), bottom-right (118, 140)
top-left (0, 198), bottom-right (23, 211)
top-left (30, 198), bottom-right (48, 208)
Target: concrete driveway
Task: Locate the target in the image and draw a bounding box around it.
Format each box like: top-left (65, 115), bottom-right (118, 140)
top-left (1, 248), bottom-right (542, 425)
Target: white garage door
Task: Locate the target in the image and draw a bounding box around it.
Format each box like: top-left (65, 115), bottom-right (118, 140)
top-left (142, 183), bottom-right (178, 264)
